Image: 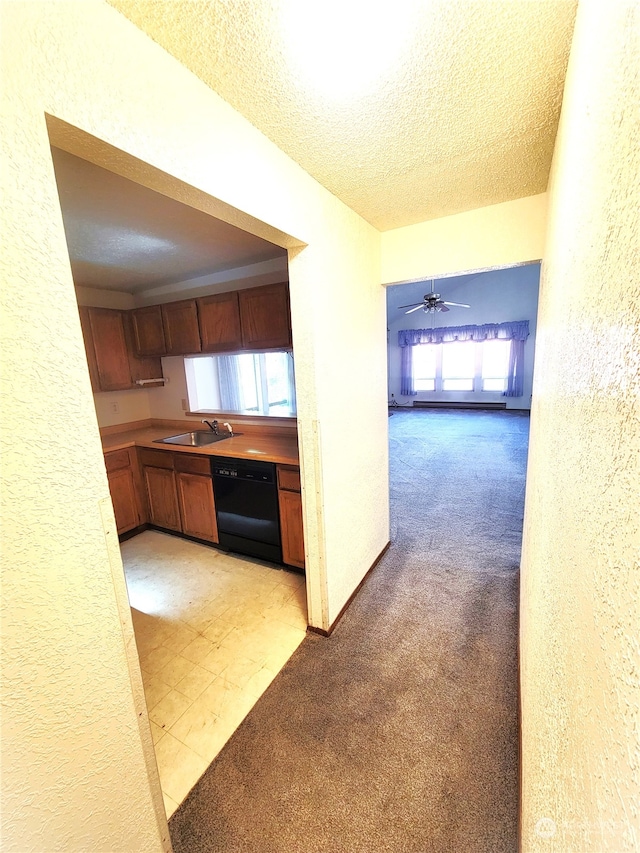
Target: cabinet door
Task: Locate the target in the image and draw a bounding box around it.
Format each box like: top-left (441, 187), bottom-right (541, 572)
top-left (87, 308), bottom-right (132, 391)
top-left (176, 472), bottom-right (218, 543)
top-left (239, 282), bottom-right (292, 349)
top-left (144, 466), bottom-right (181, 531)
top-left (122, 312), bottom-right (164, 386)
top-left (161, 300), bottom-right (202, 355)
top-left (107, 467), bottom-right (141, 534)
top-left (78, 307), bottom-right (100, 392)
top-left (278, 488), bottom-right (305, 569)
top-left (131, 305), bottom-right (166, 356)
top-left (197, 292), bottom-right (242, 353)
top-left (105, 448), bottom-right (144, 534)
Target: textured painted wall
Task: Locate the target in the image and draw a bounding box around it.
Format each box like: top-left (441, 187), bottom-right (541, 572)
top-left (380, 193), bottom-right (547, 286)
top-left (0, 6), bottom-right (168, 851)
top-left (520, 2), bottom-right (640, 850)
top-left (1, 5), bottom-right (387, 847)
top-left (387, 264), bottom-right (540, 409)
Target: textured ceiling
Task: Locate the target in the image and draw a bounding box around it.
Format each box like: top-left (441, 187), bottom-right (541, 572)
top-left (50, 148), bottom-right (285, 292)
top-left (109, 0), bottom-right (577, 231)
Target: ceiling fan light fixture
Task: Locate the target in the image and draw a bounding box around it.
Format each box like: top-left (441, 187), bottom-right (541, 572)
top-left (398, 281), bottom-right (471, 315)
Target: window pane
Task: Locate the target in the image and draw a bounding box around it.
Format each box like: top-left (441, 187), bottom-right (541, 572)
top-left (237, 354), bottom-right (259, 411)
top-left (443, 378), bottom-right (473, 391)
top-left (483, 378), bottom-right (507, 391)
top-left (264, 351), bottom-right (294, 413)
top-left (442, 341), bottom-right (475, 379)
top-left (414, 378), bottom-right (435, 391)
top-left (185, 351), bottom-right (296, 416)
top-left (413, 344), bottom-right (437, 379)
top-left (482, 339), bottom-right (511, 379)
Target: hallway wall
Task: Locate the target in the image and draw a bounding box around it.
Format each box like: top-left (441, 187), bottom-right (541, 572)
top-left (380, 193), bottom-right (547, 285)
top-left (520, 2), bottom-right (639, 850)
top-left (1, 1), bottom-right (385, 849)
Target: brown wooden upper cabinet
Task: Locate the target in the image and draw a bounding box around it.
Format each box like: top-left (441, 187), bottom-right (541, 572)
top-left (78, 306), bottom-right (164, 392)
top-left (78, 306), bottom-right (101, 392)
top-left (239, 282), bottom-right (292, 350)
top-left (121, 312), bottom-right (165, 387)
top-left (161, 299), bottom-right (202, 355)
top-left (86, 282), bottom-right (292, 374)
top-left (131, 305), bottom-right (166, 356)
top-left (83, 307), bottom-right (133, 391)
top-left (197, 291), bottom-right (243, 353)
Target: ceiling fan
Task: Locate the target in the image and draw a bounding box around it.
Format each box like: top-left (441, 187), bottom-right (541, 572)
top-left (399, 283), bottom-right (470, 314)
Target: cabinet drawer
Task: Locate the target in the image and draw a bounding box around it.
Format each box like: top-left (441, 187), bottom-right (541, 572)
top-left (277, 465), bottom-right (301, 492)
top-left (139, 448), bottom-right (174, 469)
top-left (104, 448), bottom-right (133, 473)
top-left (174, 454), bottom-right (212, 475)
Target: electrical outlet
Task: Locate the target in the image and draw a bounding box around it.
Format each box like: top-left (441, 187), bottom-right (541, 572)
top-left (181, 398), bottom-right (188, 411)
top-left (109, 401), bottom-right (119, 414)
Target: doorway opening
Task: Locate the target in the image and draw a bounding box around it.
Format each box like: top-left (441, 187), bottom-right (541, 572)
top-left (46, 117), bottom-right (310, 818)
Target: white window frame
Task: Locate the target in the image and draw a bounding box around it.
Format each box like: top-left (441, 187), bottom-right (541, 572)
top-left (414, 339), bottom-right (511, 394)
top-left (184, 350), bottom-right (296, 416)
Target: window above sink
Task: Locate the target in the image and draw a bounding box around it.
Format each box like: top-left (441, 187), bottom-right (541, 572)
top-left (184, 351), bottom-right (296, 418)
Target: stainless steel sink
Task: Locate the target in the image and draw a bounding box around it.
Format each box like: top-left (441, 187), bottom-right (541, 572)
top-left (153, 431), bottom-right (238, 447)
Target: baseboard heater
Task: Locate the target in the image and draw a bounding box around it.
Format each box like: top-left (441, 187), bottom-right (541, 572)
top-left (412, 401), bottom-right (507, 411)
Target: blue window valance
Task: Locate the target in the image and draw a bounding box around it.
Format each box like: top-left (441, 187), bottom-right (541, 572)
top-left (398, 321), bottom-right (529, 398)
top-left (398, 320), bottom-right (529, 347)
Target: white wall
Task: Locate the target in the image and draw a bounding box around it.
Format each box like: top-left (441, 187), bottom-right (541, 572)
top-left (147, 356), bottom-right (191, 422)
top-left (0, 2), bottom-right (387, 849)
top-left (520, 1), bottom-right (639, 850)
top-left (75, 285), bottom-right (135, 310)
top-left (380, 193), bottom-right (547, 286)
top-left (387, 264), bottom-right (540, 409)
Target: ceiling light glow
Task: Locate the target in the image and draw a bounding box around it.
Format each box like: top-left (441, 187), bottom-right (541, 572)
top-left (281, 0), bottom-right (420, 100)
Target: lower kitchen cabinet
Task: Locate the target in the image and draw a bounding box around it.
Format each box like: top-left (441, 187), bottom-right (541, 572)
top-left (277, 465), bottom-right (305, 570)
top-left (144, 465), bottom-right (182, 532)
top-left (175, 454), bottom-right (218, 543)
top-left (104, 448), bottom-right (145, 534)
top-left (117, 447), bottom-right (300, 562)
top-left (139, 448), bottom-right (217, 542)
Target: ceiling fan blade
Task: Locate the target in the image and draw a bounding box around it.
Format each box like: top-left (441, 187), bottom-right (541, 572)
top-left (398, 302), bottom-right (423, 309)
top-left (439, 304), bottom-right (450, 312)
top-left (404, 304), bottom-right (425, 314)
top-left (443, 301), bottom-right (471, 308)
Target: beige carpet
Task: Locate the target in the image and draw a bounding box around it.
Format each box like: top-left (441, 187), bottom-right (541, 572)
top-left (169, 410), bottom-right (527, 852)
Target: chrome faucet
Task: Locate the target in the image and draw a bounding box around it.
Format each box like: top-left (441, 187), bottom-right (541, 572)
top-left (201, 419), bottom-right (219, 434)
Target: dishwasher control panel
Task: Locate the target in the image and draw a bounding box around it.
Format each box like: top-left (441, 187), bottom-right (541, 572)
top-left (211, 457), bottom-right (275, 483)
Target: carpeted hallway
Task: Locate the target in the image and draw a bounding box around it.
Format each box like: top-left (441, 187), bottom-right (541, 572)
top-left (170, 409), bottom-right (528, 852)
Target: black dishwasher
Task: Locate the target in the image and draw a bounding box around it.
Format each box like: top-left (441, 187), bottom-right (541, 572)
top-left (211, 456), bottom-right (282, 564)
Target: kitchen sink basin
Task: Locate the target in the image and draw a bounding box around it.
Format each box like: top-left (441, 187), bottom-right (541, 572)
top-left (153, 431), bottom-right (238, 447)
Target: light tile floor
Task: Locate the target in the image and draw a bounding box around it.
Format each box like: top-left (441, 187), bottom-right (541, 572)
top-left (121, 530), bottom-right (307, 818)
